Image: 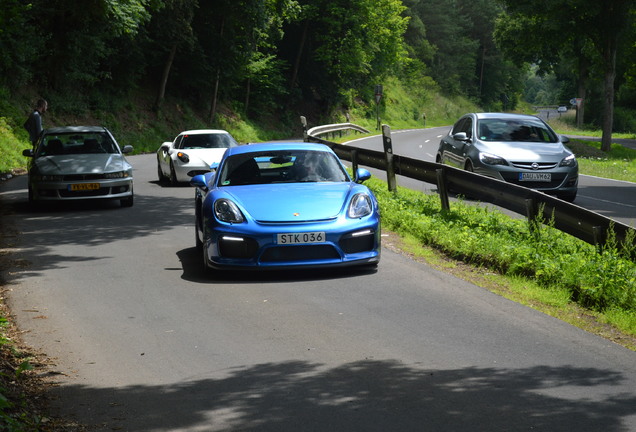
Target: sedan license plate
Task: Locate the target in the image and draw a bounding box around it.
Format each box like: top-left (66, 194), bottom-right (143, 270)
top-left (519, 172), bottom-right (551, 182)
top-left (277, 232), bottom-right (326, 244)
top-left (69, 183), bottom-right (100, 191)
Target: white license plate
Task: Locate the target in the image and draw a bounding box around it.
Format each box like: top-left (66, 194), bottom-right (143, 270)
top-left (519, 172), bottom-right (551, 182)
top-left (277, 232), bottom-right (326, 244)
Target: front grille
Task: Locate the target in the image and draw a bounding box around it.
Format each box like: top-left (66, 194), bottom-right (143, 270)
top-left (63, 174), bottom-right (109, 181)
top-left (261, 245), bottom-right (340, 262)
top-left (510, 162), bottom-right (557, 170)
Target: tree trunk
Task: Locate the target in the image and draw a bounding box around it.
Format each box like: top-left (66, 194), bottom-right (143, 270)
top-left (155, 43), bottom-right (177, 111)
top-left (244, 77), bottom-right (251, 114)
top-left (576, 59), bottom-right (588, 129)
top-left (290, 21), bottom-right (308, 91)
top-left (209, 69), bottom-right (220, 123)
top-left (209, 17), bottom-right (225, 123)
top-left (600, 36), bottom-right (617, 152)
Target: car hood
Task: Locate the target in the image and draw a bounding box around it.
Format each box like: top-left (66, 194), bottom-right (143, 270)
top-left (33, 154), bottom-right (130, 175)
top-left (180, 148), bottom-right (227, 166)
top-left (225, 183), bottom-right (355, 222)
top-left (477, 141), bottom-right (570, 161)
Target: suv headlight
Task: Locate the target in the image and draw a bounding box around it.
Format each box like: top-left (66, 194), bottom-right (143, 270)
top-left (348, 193), bottom-right (372, 218)
top-left (559, 154), bottom-right (577, 167)
top-left (479, 152), bottom-right (508, 166)
top-left (214, 199), bottom-right (244, 223)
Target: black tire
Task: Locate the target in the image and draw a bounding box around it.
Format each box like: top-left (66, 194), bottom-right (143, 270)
top-left (195, 226), bottom-right (203, 251)
top-left (201, 244), bottom-right (212, 276)
top-left (169, 161), bottom-right (179, 186)
top-left (121, 193), bottom-right (134, 207)
top-left (157, 162), bottom-right (167, 183)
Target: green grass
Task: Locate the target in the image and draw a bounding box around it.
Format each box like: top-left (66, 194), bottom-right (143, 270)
top-left (549, 112), bottom-right (636, 139)
top-left (566, 139), bottom-right (636, 182)
top-left (0, 118), bottom-right (29, 174)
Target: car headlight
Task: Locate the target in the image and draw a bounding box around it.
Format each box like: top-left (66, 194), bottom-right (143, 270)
top-left (104, 171), bottom-right (131, 179)
top-left (214, 199), bottom-right (244, 223)
top-left (479, 152), bottom-right (508, 166)
top-left (559, 154), bottom-right (577, 167)
top-left (348, 193), bottom-right (372, 218)
top-left (177, 152), bottom-right (190, 163)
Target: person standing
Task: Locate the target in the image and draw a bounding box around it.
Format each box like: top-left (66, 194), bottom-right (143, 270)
top-left (24, 99), bottom-right (48, 145)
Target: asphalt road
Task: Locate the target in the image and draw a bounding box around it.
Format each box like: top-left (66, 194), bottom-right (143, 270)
top-left (0, 149), bottom-right (635, 431)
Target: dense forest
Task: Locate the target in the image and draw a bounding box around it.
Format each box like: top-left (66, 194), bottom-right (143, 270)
top-left (1, 0), bottom-right (635, 144)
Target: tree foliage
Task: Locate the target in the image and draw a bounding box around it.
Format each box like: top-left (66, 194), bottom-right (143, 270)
top-left (0, 0), bottom-right (633, 131)
top-left (495, 0), bottom-right (636, 150)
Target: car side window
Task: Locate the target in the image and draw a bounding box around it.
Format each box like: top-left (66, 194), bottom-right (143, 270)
top-left (451, 118), bottom-right (466, 135)
top-left (461, 118), bottom-right (473, 139)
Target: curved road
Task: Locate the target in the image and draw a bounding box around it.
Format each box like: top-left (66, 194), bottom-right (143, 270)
top-left (0, 149), bottom-right (635, 431)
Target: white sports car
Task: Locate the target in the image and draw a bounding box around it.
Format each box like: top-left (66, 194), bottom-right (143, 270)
top-left (157, 129), bottom-right (239, 184)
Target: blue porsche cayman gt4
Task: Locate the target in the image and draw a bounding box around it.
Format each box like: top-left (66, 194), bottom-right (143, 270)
top-left (190, 142), bottom-right (381, 271)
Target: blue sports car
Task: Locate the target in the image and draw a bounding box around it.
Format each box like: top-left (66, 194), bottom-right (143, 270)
top-left (190, 142), bottom-right (381, 271)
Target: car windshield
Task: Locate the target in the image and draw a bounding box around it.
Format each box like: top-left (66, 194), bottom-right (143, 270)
top-left (218, 150), bottom-right (349, 186)
top-left (477, 118), bottom-right (558, 143)
top-left (178, 133), bottom-right (238, 149)
top-left (36, 132), bottom-right (119, 157)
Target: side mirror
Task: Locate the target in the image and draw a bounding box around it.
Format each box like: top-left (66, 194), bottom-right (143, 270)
top-left (160, 142), bottom-right (171, 152)
top-left (121, 145), bottom-right (133, 154)
top-left (561, 135), bottom-right (570, 144)
top-left (355, 168), bottom-right (371, 183)
top-left (190, 174), bottom-right (207, 189)
top-left (22, 149), bottom-right (34, 157)
top-left (452, 132), bottom-right (471, 142)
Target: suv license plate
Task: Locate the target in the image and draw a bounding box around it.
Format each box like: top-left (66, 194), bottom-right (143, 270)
top-left (277, 232), bottom-right (326, 244)
top-left (519, 173), bottom-right (551, 182)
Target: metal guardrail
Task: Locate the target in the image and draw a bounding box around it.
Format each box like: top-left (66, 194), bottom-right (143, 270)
top-left (303, 120), bottom-right (636, 254)
top-left (302, 116), bottom-right (370, 142)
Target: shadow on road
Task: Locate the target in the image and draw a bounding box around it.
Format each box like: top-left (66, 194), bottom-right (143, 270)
top-left (49, 360), bottom-right (636, 431)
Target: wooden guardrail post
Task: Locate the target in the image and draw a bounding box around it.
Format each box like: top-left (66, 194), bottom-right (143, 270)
top-left (436, 168), bottom-right (450, 211)
top-left (351, 149), bottom-right (359, 180)
top-left (525, 198), bottom-right (539, 235)
top-left (382, 124), bottom-right (397, 192)
top-left (592, 226), bottom-right (605, 251)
